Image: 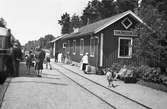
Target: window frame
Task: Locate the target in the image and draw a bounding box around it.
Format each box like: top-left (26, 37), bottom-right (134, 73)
top-left (90, 37), bottom-right (95, 57)
top-left (72, 40), bottom-right (76, 55)
top-left (62, 42), bottom-right (67, 48)
top-left (118, 37), bottom-right (132, 58)
top-left (80, 38), bottom-right (84, 56)
top-left (67, 40), bottom-right (70, 54)
top-left (0, 36), bottom-right (4, 49)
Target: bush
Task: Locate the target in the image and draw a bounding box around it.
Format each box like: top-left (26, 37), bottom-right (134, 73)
top-left (136, 65), bottom-right (162, 83)
top-left (110, 63), bottom-right (123, 73)
top-left (159, 75), bottom-right (167, 85)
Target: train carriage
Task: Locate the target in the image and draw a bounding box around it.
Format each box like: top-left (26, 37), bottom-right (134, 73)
top-left (0, 27), bottom-right (13, 84)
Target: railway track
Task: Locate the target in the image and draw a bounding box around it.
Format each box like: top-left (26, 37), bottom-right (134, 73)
top-left (0, 64), bottom-right (153, 109)
top-left (55, 64), bottom-right (152, 109)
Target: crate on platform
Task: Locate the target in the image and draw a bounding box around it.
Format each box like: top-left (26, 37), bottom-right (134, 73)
top-left (85, 65), bottom-right (91, 72)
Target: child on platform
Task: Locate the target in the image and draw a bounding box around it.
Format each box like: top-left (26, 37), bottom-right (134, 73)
top-left (106, 68), bottom-right (115, 87)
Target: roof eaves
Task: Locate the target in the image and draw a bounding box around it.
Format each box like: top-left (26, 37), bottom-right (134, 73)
top-left (94, 10), bottom-right (144, 34)
top-left (50, 34), bottom-right (69, 43)
top-left (50, 37), bottom-right (61, 43)
top-left (62, 31), bottom-right (94, 40)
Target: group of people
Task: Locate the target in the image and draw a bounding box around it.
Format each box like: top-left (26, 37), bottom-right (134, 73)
top-left (80, 52), bottom-right (126, 88)
top-left (105, 65), bottom-right (129, 87)
top-left (25, 47), bottom-right (52, 77)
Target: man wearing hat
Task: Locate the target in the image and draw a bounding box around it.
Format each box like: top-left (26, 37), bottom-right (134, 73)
top-left (12, 42), bottom-right (22, 77)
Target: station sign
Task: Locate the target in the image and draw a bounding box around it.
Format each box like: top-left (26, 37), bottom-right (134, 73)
top-left (114, 30), bottom-right (137, 36)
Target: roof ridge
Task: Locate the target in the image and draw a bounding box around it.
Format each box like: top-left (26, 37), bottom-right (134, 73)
top-left (79, 10), bottom-right (133, 30)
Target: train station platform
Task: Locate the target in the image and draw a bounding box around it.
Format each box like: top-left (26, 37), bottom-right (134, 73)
top-left (51, 61), bottom-right (167, 109)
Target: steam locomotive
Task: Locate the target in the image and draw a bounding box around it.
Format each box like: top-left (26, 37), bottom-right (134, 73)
top-left (0, 27), bottom-right (15, 84)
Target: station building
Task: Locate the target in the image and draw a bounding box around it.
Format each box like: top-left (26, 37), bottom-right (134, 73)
top-left (51, 10), bottom-right (146, 72)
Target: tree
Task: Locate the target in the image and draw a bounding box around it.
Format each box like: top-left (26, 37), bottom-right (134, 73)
top-left (38, 37), bottom-right (45, 48)
top-left (71, 14), bottom-right (81, 29)
top-left (100, 0), bottom-right (118, 18)
top-left (81, 0), bottom-right (102, 25)
top-left (44, 34), bottom-right (55, 49)
top-left (58, 13), bottom-right (73, 34)
top-left (80, 0), bottom-right (139, 26)
top-left (134, 0), bottom-right (167, 72)
top-left (116, 0), bottom-right (138, 13)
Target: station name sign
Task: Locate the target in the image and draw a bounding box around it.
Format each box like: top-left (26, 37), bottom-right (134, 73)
top-left (114, 30), bottom-right (137, 36)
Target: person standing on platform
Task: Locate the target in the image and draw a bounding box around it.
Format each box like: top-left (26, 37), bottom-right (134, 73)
top-left (46, 54), bottom-right (52, 70)
top-left (12, 42), bottom-right (22, 77)
top-left (58, 52), bottom-right (62, 63)
top-left (81, 52), bottom-right (89, 74)
top-left (25, 51), bottom-right (34, 73)
top-left (34, 47), bottom-right (45, 77)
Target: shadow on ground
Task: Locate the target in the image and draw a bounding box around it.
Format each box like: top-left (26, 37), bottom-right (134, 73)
top-left (19, 62), bottom-right (37, 77)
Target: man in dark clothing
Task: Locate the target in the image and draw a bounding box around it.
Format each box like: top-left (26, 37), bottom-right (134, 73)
top-left (34, 47), bottom-right (45, 77)
top-left (12, 43), bottom-right (22, 77)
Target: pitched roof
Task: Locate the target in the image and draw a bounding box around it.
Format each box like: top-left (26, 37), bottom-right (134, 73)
top-left (63, 10), bottom-right (144, 39)
top-left (50, 34), bottom-right (69, 43)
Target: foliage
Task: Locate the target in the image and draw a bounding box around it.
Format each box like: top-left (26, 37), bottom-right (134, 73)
top-left (110, 63), bottom-right (163, 83)
top-left (58, 0), bottom-right (139, 33)
top-left (99, 0), bottom-right (118, 19)
top-left (58, 13), bottom-right (73, 34)
top-left (136, 65), bottom-right (162, 83)
top-left (159, 75), bottom-right (167, 85)
top-left (116, 0), bottom-right (138, 13)
top-left (71, 14), bottom-right (81, 28)
top-left (43, 34), bottom-right (55, 49)
top-left (110, 62), bottom-right (124, 73)
top-left (24, 34), bottom-right (55, 51)
top-left (134, 0), bottom-right (167, 72)
top-left (80, 0), bottom-right (102, 25)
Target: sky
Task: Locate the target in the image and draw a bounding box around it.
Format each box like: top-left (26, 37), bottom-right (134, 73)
top-left (0, 0), bottom-right (90, 45)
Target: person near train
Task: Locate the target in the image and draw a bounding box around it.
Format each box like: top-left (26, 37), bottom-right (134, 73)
top-left (12, 42), bottom-right (22, 77)
top-left (25, 51), bottom-right (34, 73)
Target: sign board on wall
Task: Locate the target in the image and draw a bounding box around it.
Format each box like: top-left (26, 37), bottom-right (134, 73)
top-left (114, 30), bottom-right (137, 36)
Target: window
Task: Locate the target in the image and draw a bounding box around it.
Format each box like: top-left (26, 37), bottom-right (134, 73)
top-left (67, 40), bottom-right (70, 54)
top-left (90, 37), bottom-right (95, 57)
top-left (121, 17), bottom-right (132, 29)
top-left (73, 40), bottom-right (76, 55)
top-left (118, 37), bottom-right (132, 58)
top-left (0, 37), bottom-right (4, 48)
top-left (63, 42), bottom-right (67, 48)
top-left (80, 38), bottom-right (84, 55)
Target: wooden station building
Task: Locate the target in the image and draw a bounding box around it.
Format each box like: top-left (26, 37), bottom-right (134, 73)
top-left (51, 10), bottom-right (145, 72)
